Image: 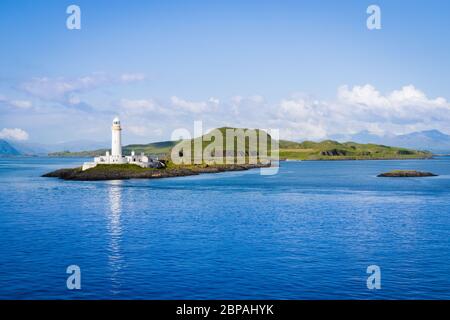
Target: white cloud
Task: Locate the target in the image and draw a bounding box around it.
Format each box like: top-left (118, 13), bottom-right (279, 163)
top-left (9, 100), bottom-right (32, 109)
top-left (122, 86), bottom-right (450, 141)
top-left (5, 82), bottom-right (449, 143)
top-left (0, 95), bottom-right (33, 109)
top-left (275, 84), bottom-right (450, 139)
top-left (120, 73), bottom-right (146, 82)
top-left (170, 96), bottom-right (216, 113)
top-left (279, 98), bottom-right (317, 119)
top-left (208, 97), bottom-right (220, 105)
top-left (128, 125), bottom-right (163, 137)
top-left (276, 98), bottom-right (329, 140)
top-left (67, 94), bottom-right (81, 105)
top-left (21, 73), bottom-right (146, 104)
top-left (336, 84), bottom-right (450, 124)
top-left (337, 84), bottom-right (389, 107)
top-left (0, 128), bottom-right (29, 141)
top-left (119, 99), bottom-right (156, 114)
top-left (229, 95), bottom-right (265, 116)
top-left (22, 77), bottom-right (79, 101)
top-left (337, 84), bottom-right (448, 110)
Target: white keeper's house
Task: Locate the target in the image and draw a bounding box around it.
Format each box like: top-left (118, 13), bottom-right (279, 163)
top-left (82, 117), bottom-right (165, 171)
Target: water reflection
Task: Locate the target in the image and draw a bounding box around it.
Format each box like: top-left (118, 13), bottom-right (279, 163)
top-left (107, 180), bottom-right (124, 294)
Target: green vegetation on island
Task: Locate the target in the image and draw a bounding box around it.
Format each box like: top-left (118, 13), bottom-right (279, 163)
top-left (48, 127), bottom-right (432, 161)
top-left (278, 140), bottom-right (432, 160)
top-left (49, 140), bottom-right (177, 158)
top-left (172, 127), bottom-right (273, 164)
top-left (43, 127), bottom-right (434, 181)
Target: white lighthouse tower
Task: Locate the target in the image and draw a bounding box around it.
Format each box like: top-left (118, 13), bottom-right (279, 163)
top-left (111, 117), bottom-right (122, 159)
top-left (81, 117), bottom-right (165, 171)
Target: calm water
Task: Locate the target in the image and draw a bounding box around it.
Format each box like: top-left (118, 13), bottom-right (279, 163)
top-left (0, 157), bottom-right (449, 299)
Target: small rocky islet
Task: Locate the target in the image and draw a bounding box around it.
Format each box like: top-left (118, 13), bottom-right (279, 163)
top-left (377, 170), bottom-right (438, 177)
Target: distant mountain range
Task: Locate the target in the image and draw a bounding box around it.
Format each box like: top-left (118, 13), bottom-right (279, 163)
top-left (0, 140), bottom-right (21, 156)
top-left (331, 130), bottom-right (450, 154)
top-left (1, 140), bottom-right (109, 156)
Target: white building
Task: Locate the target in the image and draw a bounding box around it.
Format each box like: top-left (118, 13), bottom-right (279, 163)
top-left (82, 117), bottom-right (164, 171)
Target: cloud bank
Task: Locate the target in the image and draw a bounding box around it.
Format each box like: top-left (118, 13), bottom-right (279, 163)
top-left (3, 79), bottom-right (450, 143)
top-left (0, 128), bottom-right (29, 141)
top-left (273, 84), bottom-right (450, 140)
top-left (20, 72), bottom-right (146, 108)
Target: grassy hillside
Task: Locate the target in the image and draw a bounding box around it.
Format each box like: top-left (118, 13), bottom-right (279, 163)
top-left (50, 140), bottom-right (178, 158)
top-left (49, 128), bottom-right (432, 161)
top-left (175, 127), bottom-right (272, 162)
top-left (278, 139), bottom-right (431, 160)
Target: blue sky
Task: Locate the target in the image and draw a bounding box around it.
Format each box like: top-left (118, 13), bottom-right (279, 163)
top-left (1, 0), bottom-right (450, 144)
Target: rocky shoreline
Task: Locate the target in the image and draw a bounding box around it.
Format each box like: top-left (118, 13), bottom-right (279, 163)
top-left (42, 163), bottom-right (270, 181)
top-left (377, 170), bottom-right (437, 177)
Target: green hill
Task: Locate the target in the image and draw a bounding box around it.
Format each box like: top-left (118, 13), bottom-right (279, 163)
top-left (278, 139), bottom-right (431, 160)
top-left (49, 128), bottom-right (432, 161)
top-left (175, 127), bottom-right (272, 162)
top-left (50, 140), bottom-right (178, 158)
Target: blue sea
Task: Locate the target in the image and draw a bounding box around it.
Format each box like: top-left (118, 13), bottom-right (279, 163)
top-left (0, 156), bottom-right (449, 299)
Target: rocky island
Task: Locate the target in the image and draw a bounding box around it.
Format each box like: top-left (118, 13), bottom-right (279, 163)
top-left (43, 119), bottom-right (435, 181)
top-left (377, 170), bottom-right (438, 177)
top-left (43, 163), bottom-right (270, 181)
top-left (43, 121), bottom-right (273, 181)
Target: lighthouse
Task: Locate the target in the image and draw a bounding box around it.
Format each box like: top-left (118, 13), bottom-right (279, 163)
top-left (111, 117), bottom-right (122, 158)
top-left (81, 117), bottom-right (165, 171)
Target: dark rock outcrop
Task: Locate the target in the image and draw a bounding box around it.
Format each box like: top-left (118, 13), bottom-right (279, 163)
top-left (320, 149), bottom-right (348, 156)
top-left (377, 170), bottom-right (437, 177)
